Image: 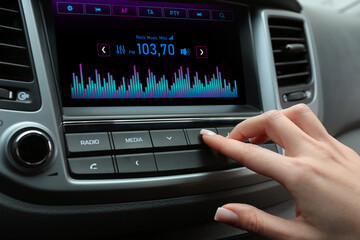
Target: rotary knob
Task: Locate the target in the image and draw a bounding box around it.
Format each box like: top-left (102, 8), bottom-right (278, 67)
top-left (9, 129), bottom-right (53, 171)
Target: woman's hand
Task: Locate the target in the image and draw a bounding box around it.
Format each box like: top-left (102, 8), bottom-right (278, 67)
top-left (201, 104), bottom-right (360, 240)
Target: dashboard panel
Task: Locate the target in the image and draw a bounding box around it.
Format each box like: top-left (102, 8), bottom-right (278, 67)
top-left (2, 0), bottom-right (352, 239)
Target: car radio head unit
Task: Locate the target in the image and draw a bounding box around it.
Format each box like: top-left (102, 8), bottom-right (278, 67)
top-left (43, 0), bottom-right (261, 117)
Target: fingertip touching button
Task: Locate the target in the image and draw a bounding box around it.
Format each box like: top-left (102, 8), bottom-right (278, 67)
top-left (186, 128), bottom-right (217, 146)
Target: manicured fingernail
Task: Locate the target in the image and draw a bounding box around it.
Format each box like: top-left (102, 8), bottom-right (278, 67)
top-left (214, 207), bottom-right (238, 225)
top-left (200, 129), bottom-right (217, 136)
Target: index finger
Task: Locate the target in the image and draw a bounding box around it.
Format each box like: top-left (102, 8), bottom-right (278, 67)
top-left (202, 132), bottom-right (292, 185)
top-left (228, 110), bottom-right (314, 154)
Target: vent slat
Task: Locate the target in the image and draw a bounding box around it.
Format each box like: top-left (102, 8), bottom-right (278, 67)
top-left (0, 42), bottom-right (26, 50)
top-left (269, 17), bottom-right (311, 87)
top-left (0, 7), bottom-right (19, 14)
top-left (0, 61), bottom-right (30, 69)
top-left (271, 37), bottom-right (305, 42)
top-left (269, 25), bottom-right (302, 32)
top-left (275, 60), bottom-right (308, 67)
top-left (0, 1), bottom-right (33, 82)
top-left (0, 24), bottom-right (23, 32)
top-left (277, 72), bottom-right (310, 80)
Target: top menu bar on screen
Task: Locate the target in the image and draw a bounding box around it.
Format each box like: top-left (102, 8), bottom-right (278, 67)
top-left (56, 2), bottom-right (234, 21)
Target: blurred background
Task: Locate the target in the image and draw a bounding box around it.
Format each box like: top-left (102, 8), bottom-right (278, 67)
top-left (298, 0), bottom-right (360, 15)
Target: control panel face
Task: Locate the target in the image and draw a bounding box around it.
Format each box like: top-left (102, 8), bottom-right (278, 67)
top-left (65, 126), bottom-right (278, 179)
top-left (52, 0), bottom-right (246, 107)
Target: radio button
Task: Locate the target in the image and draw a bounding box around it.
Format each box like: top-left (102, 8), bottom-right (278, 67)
top-left (65, 133), bottom-right (111, 154)
top-left (116, 153), bottom-right (157, 174)
top-left (150, 129), bottom-right (188, 148)
top-left (68, 156), bottom-right (115, 175)
top-left (112, 131), bottom-right (153, 150)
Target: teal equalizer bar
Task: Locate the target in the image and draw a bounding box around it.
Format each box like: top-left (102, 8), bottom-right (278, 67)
top-left (71, 64), bottom-right (238, 99)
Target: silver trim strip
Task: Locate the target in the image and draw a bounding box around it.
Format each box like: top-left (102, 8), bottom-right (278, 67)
top-left (63, 116), bottom-right (251, 126)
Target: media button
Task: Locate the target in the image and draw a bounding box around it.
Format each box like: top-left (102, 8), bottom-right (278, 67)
top-left (65, 132), bottom-right (111, 154)
top-left (112, 131), bottom-right (153, 151)
top-left (212, 10), bottom-right (233, 21)
top-left (116, 153), bottom-right (157, 173)
top-left (85, 4), bottom-right (111, 16)
top-left (164, 8), bottom-right (186, 19)
top-left (138, 7), bottom-right (163, 18)
top-left (57, 2), bottom-right (84, 15)
top-left (150, 129), bottom-right (188, 148)
top-left (68, 156), bottom-right (115, 175)
top-left (113, 5), bottom-right (138, 17)
top-left (188, 9), bottom-right (211, 20)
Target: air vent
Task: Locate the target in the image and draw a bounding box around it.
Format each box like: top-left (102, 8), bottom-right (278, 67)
top-left (0, 0), bottom-right (33, 82)
top-left (269, 18), bottom-right (311, 87)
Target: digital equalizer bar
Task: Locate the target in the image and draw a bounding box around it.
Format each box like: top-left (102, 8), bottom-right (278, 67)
top-left (71, 64), bottom-right (238, 99)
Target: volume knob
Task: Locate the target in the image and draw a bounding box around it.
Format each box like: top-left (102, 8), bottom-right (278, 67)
top-left (10, 129), bottom-right (53, 171)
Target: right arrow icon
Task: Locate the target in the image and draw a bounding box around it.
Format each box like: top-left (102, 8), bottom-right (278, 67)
top-left (196, 46), bottom-right (208, 59)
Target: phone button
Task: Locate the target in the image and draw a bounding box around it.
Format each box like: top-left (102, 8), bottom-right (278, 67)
top-left (68, 156), bottom-right (115, 175)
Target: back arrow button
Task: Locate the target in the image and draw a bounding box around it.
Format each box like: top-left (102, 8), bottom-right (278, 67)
top-left (97, 43), bottom-right (111, 57)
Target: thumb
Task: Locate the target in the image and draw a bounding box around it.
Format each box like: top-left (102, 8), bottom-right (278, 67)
top-left (214, 204), bottom-right (317, 240)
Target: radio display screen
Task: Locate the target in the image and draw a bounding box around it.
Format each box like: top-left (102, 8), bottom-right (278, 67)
top-left (52, 0), bottom-right (246, 107)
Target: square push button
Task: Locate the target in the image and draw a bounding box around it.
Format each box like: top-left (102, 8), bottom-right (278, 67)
top-left (186, 128), bottom-right (217, 146)
top-left (138, 7), bottom-right (162, 18)
top-left (116, 153), bottom-right (157, 173)
top-left (164, 8), bottom-right (187, 19)
top-left (188, 9), bottom-right (211, 20)
top-left (113, 5), bottom-right (138, 17)
top-left (85, 4), bottom-right (111, 16)
top-left (112, 131), bottom-right (153, 151)
top-left (65, 132), bottom-right (111, 154)
top-left (155, 150), bottom-right (225, 172)
top-left (211, 10), bottom-right (233, 21)
top-left (57, 3), bottom-right (84, 15)
top-left (150, 129), bottom-right (187, 148)
top-left (216, 127), bottom-right (235, 138)
top-left (68, 156), bottom-right (115, 175)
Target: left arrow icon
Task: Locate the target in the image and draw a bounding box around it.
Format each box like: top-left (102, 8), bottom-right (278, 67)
top-left (97, 43), bottom-right (111, 57)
